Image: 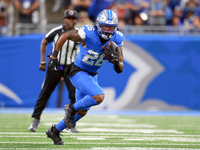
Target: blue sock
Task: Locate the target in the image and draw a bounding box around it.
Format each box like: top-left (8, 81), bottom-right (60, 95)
top-left (56, 114), bottom-right (83, 131)
top-left (73, 95), bottom-right (99, 110)
top-left (73, 113), bottom-right (82, 124)
top-left (56, 119), bottom-right (66, 131)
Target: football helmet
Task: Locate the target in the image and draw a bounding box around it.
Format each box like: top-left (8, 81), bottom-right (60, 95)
top-left (96, 9), bottom-right (118, 40)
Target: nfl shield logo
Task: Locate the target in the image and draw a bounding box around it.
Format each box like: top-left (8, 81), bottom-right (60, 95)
top-left (69, 10), bottom-right (74, 15)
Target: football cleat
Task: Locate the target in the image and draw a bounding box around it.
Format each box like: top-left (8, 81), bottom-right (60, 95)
top-left (64, 104), bottom-right (77, 129)
top-left (28, 118), bottom-right (40, 132)
top-left (63, 123), bottom-right (79, 133)
top-left (46, 125), bottom-right (64, 145)
top-left (63, 127), bottom-right (79, 133)
top-left (70, 127), bottom-right (79, 133)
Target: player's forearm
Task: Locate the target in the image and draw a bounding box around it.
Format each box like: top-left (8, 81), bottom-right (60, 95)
top-left (53, 34), bottom-right (68, 58)
top-left (40, 39), bottom-right (47, 61)
top-left (40, 49), bottom-right (46, 62)
top-left (114, 55), bottom-right (124, 73)
top-left (114, 47), bottom-right (124, 73)
top-left (118, 57), bottom-right (124, 70)
top-left (113, 60), bottom-right (123, 73)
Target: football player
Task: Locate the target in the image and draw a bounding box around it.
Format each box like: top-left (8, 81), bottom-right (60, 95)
top-left (46, 9), bottom-right (125, 145)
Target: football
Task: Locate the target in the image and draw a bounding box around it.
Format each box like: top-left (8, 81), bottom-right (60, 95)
top-left (103, 41), bottom-right (119, 63)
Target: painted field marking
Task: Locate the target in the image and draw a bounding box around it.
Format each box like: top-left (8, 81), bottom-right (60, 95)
top-left (80, 118), bottom-right (136, 123)
top-left (0, 148), bottom-right (197, 150)
top-left (43, 122), bottom-right (155, 128)
top-left (91, 148), bottom-right (199, 150)
top-left (0, 148), bottom-right (198, 150)
top-left (76, 137), bottom-right (105, 140)
top-left (0, 142), bottom-right (200, 146)
top-left (0, 132), bottom-right (45, 135)
top-left (0, 136), bottom-right (45, 137)
top-left (78, 128), bottom-right (184, 134)
top-left (1, 134), bottom-right (200, 143)
top-left (124, 137), bottom-right (200, 142)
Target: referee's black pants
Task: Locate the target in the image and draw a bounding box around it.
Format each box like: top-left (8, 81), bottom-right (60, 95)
top-left (32, 67), bottom-right (75, 120)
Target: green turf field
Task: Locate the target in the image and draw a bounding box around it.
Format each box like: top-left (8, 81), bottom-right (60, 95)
top-left (0, 113), bottom-right (200, 150)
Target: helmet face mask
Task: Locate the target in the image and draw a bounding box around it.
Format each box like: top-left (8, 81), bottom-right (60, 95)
top-left (96, 9), bottom-right (118, 40)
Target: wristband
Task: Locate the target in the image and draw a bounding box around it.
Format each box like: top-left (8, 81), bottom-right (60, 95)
top-left (40, 61), bottom-right (46, 65)
top-left (52, 50), bottom-right (59, 57)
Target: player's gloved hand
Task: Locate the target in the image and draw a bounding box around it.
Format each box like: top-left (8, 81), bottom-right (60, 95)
top-left (110, 47), bottom-right (119, 64)
top-left (48, 57), bottom-right (58, 71)
top-left (102, 41), bottom-right (119, 64)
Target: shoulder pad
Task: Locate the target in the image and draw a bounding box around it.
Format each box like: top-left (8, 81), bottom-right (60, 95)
top-left (114, 31), bottom-right (125, 46)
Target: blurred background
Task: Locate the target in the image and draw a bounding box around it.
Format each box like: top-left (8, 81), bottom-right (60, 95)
top-left (0, 0), bottom-right (200, 111)
top-left (1, 0), bottom-right (200, 35)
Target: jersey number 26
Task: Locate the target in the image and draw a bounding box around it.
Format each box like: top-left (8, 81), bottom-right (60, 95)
top-left (82, 50), bottom-right (106, 66)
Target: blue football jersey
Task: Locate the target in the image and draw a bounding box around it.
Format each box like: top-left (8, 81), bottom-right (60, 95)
top-left (74, 25), bottom-right (125, 73)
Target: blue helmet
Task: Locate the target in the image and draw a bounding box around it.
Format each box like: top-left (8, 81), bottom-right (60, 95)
top-left (96, 9), bottom-right (119, 40)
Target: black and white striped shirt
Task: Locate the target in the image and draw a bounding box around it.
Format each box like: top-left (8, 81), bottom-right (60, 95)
top-left (45, 25), bottom-right (79, 66)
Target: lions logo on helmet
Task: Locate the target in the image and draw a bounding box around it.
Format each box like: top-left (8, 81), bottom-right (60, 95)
top-left (96, 9), bottom-right (119, 40)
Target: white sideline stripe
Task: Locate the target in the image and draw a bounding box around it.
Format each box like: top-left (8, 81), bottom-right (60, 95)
top-left (0, 149), bottom-right (91, 150)
top-left (124, 137), bottom-right (200, 142)
top-left (0, 149), bottom-right (89, 150)
top-left (43, 122), bottom-right (155, 128)
top-left (0, 136), bottom-right (45, 137)
top-left (78, 128), bottom-right (184, 134)
top-left (2, 132), bottom-right (199, 137)
top-left (77, 137), bottom-right (105, 140)
top-left (1, 135), bottom-right (200, 142)
top-left (0, 142), bottom-right (200, 146)
top-left (0, 132), bottom-right (45, 135)
top-left (0, 148), bottom-right (196, 150)
top-left (80, 119), bottom-right (136, 123)
top-left (70, 133), bottom-right (199, 137)
top-left (123, 139), bottom-right (144, 141)
top-left (92, 148), bottom-right (198, 150)
top-left (71, 136), bottom-right (200, 142)
top-left (0, 142), bottom-right (52, 144)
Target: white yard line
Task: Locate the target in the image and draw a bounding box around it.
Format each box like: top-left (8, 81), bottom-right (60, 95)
top-left (43, 122), bottom-right (156, 128)
top-left (0, 136), bottom-right (45, 137)
top-left (76, 137), bottom-right (105, 140)
top-left (64, 133), bottom-right (200, 137)
top-left (2, 132), bottom-right (200, 137)
top-left (78, 128), bottom-right (184, 134)
top-left (0, 132), bottom-right (45, 135)
top-left (91, 148), bottom-right (199, 150)
top-left (1, 134), bottom-right (200, 142)
top-left (1, 135), bottom-right (200, 143)
top-left (0, 142), bottom-right (200, 146)
top-left (0, 148), bottom-right (197, 150)
top-left (124, 137), bottom-right (200, 142)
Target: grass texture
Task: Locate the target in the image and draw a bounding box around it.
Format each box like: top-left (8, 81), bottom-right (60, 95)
top-left (0, 113), bottom-right (200, 150)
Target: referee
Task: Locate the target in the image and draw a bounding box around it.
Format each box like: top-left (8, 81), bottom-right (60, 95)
top-left (28, 9), bottom-right (79, 133)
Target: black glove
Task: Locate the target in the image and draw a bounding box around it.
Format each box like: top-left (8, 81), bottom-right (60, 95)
top-left (48, 58), bottom-right (58, 71)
